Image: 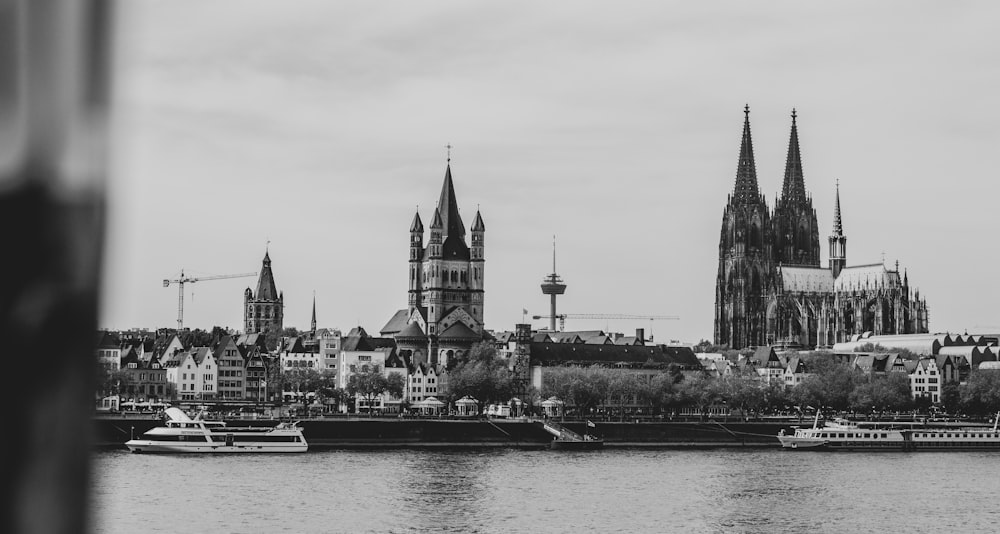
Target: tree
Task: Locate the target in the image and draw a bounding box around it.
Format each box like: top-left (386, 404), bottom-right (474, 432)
top-left (676, 373), bottom-right (723, 420)
top-left (446, 342), bottom-right (514, 414)
top-left (960, 370), bottom-right (1000, 416)
top-left (718, 375), bottom-right (765, 417)
top-left (607, 371), bottom-right (641, 421)
top-left (346, 366), bottom-right (404, 413)
top-left (540, 367), bottom-right (610, 418)
top-left (940, 381), bottom-right (961, 414)
top-left (849, 374), bottom-right (912, 415)
top-left (637, 372), bottom-right (682, 417)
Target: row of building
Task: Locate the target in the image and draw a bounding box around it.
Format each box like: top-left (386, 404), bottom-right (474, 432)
top-left (96, 323), bottom-right (703, 413)
top-left (700, 332), bottom-right (1000, 404)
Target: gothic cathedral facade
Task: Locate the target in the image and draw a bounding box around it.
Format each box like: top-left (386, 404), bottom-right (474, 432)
top-left (385, 163), bottom-right (486, 368)
top-left (714, 107), bottom-right (929, 350)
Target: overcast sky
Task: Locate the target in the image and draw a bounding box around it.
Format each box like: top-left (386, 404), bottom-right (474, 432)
top-left (102, 1), bottom-right (1000, 343)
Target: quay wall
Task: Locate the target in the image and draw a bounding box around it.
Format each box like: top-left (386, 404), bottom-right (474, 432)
top-left (94, 417), bottom-right (790, 449)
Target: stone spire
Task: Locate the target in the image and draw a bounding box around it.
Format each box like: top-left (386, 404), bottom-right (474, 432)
top-left (832, 179), bottom-right (843, 236)
top-left (732, 104), bottom-right (761, 204)
top-left (310, 292), bottom-right (317, 334)
top-left (255, 251), bottom-right (279, 300)
top-left (410, 210), bottom-right (424, 233)
top-left (781, 109), bottom-right (807, 204)
top-left (437, 164), bottom-right (466, 243)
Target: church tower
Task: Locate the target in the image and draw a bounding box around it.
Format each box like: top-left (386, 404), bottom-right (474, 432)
top-left (243, 250), bottom-right (284, 341)
top-left (396, 161), bottom-right (486, 368)
top-left (714, 106), bottom-right (773, 349)
top-left (772, 110), bottom-right (821, 267)
top-left (828, 181), bottom-right (847, 279)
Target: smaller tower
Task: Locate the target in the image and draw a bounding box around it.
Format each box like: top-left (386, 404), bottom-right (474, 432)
top-left (470, 209), bottom-right (486, 324)
top-left (409, 210), bottom-right (424, 312)
top-left (828, 181), bottom-right (847, 279)
top-left (426, 207), bottom-right (444, 333)
top-left (540, 236), bottom-right (567, 332)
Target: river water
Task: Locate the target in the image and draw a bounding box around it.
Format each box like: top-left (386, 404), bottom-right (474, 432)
top-left (91, 448), bottom-right (1000, 533)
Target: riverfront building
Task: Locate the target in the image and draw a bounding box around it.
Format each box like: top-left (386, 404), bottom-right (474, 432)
top-left (244, 251), bottom-right (284, 341)
top-left (382, 162), bottom-right (487, 368)
top-left (714, 107), bottom-right (929, 350)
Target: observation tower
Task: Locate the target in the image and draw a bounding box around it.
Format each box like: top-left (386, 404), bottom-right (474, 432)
top-left (540, 237), bottom-right (567, 332)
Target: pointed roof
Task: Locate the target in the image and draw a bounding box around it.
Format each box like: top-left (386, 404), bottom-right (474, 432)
top-left (831, 180), bottom-right (844, 236)
top-left (311, 294), bottom-right (317, 331)
top-left (438, 165), bottom-right (465, 242)
top-left (438, 321), bottom-right (481, 340)
top-left (255, 251), bottom-right (279, 300)
top-left (410, 211), bottom-right (424, 233)
top-left (430, 207), bottom-right (443, 230)
top-left (396, 321), bottom-right (427, 339)
top-left (472, 210), bottom-right (485, 232)
top-left (732, 105), bottom-right (761, 204)
top-left (781, 109), bottom-right (807, 204)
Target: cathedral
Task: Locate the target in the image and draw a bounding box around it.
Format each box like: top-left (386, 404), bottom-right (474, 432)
top-left (380, 162), bottom-right (487, 367)
top-left (714, 107), bottom-right (929, 350)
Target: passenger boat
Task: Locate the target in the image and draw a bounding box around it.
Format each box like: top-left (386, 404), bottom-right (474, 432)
top-left (125, 407), bottom-right (308, 453)
top-left (778, 412), bottom-right (1000, 451)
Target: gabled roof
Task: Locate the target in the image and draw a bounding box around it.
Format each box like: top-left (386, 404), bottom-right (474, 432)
top-left (533, 333), bottom-right (553, 343)
top-left (395, 321), bottom-right (427, 339)
top-left (380, 309), bottom-right (410, 336)
top-left (493, 331), bottom-right (515, 344)
top-left (212, 336), bottom-right (237, 359)
top-left (585, 335), bottom-right (613, 345)
top-left (191, 347), bottom-right (213, 365)
top-left (96, 331), bottom-right (121, 350)
top-left (438, 322), bottom-right (481, 340)
top-left (615, 336), bottom-right (643, 346)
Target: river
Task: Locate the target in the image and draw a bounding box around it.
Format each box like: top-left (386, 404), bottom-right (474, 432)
top-left (91, 448), bottom-right (1000, 533)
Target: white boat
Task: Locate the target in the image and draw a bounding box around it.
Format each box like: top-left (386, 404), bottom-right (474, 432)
top-left (125, 407), bottom-right (307, 453)
top-left (778, 412), bottom-right (1000, 451)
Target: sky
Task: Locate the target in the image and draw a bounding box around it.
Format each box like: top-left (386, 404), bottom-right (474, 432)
top-left (102, 1), bottom-right (1000, 343)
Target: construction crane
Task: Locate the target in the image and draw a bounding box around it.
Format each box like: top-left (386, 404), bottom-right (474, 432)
top-left (163, 269), bottom-right (256, 330)
top-left (531, 313), bottom-right (679, 339)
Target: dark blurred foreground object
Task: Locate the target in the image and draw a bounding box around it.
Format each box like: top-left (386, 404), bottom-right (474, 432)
top-left (0, 1), bottom-right (113, 533)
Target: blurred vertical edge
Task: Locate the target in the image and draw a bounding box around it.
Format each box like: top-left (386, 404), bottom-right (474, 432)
top-left (0, 1), bottom-right (114, 533)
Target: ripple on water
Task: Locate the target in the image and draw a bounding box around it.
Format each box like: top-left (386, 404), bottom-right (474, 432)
top-left (92, 448), bottom-right (1000, 533)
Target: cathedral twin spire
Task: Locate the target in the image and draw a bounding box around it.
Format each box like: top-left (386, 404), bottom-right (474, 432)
top-left (781, 109), bottom-right (808, 205)
top-left (732, 105), bottom-right (761, 204)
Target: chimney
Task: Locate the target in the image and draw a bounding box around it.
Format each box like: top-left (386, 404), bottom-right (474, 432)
top-left (636, 328), bottom-right (645, 344)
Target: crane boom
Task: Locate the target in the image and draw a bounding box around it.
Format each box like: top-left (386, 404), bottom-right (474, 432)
top-left (162, 269), bottom-right (257, 330)
top-left (530, 313), bottom-right (679, 333)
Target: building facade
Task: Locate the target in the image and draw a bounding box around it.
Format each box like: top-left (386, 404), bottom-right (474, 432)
top-left (383, 162), bottom-right (487, 368)
top-left (714, 107), bottom-right (929, 350)
top-left (244, 251), bottom-right (284, 340)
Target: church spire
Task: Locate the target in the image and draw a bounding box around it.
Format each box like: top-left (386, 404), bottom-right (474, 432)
top-left (255, 250), bottom-right (279, 300)
top-left (781, 109), bottom-right (807, 204)
top-left (437, 164), bottom-right (466, 243)
top-left (732, 104), bottom-right (761, 204)
top-left (310, 292), bottom-right (317, 334)
top-left (832, 179), bottom-right (843, 236)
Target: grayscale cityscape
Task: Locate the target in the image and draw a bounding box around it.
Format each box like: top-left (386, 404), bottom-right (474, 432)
top-left (5, 2), bottom-right (1000, 534)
